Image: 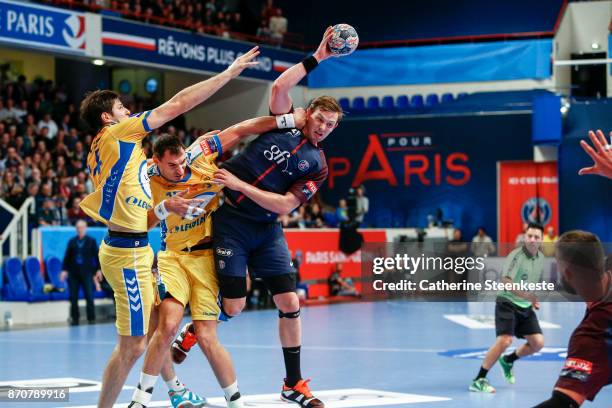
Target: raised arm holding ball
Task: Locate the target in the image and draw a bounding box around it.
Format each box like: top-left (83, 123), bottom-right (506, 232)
top-left (270, 25), bottom-right (358, 115)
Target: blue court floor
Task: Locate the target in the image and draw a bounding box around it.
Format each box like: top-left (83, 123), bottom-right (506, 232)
top-left (0, 300), bottom-right (610, 407)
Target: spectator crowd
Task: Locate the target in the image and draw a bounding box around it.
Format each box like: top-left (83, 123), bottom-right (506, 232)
top-left (39, 0), bottom-right (293, 46)
top-left (0, 75), bottom-right (340, 229)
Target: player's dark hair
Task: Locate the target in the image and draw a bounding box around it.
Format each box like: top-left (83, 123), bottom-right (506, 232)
top-left (153, 133), bottom-right (185, 158)
top-left (80, 90), bottom-right (120, 132)
top-left (526, 222), bottom-right (544, 233)
top-left (556, 230), bottom-right (605, 279)
top-left (308, 96), bottom-right (344, 121)
top-left (605, 254), bottom-right (612, 272)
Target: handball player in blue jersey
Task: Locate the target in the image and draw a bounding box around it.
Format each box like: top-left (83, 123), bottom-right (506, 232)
top-left (174, 27), bottom-right (344, 408)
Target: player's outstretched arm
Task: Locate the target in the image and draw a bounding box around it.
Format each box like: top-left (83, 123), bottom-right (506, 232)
top-left (146, 47), bottom-right (260, 130)
top-left (269, 27), bottom-right (335, 114)
top-left (188, 109), bottom-right (306, 153)
top-left (213, 168), bottom-right (300, 215)
top-left (217, 108), bottom-right (307, 151)
top-left (579, 130), bottom-right (612, 179)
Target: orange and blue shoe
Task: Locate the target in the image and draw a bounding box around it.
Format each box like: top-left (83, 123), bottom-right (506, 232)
top-left (281, 379), bottom-right (324, 407)
top-left (171, 322), bottom-right (197, 364)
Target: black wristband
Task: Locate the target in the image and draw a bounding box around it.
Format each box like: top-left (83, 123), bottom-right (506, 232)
top-left (302, 56), bottom-right (319, 73)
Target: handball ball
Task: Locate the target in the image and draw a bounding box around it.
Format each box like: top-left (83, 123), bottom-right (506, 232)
top-left (328, 24), bottom-right (359, 55)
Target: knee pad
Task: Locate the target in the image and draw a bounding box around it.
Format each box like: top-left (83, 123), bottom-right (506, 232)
top-left (278, 309), bottom-right (300, 319)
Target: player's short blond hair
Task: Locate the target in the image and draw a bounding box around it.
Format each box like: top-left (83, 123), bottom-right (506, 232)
top-left (308, 96), bottom-right (344, 122)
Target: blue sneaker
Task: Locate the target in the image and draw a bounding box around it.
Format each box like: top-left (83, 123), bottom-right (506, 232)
top-left (169, 388), bottom-right (207, 408)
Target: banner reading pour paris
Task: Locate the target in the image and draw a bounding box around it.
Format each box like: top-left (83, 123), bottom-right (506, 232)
top-left (319, 114), bottom-right (533, 238)
top-left (498, 161), bottom-right (558, 245)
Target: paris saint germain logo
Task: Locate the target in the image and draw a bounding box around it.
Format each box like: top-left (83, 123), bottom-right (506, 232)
top-left (298, 160), bottom-right (309, 171)
top-left (521, 197), bottom-right (552, 225)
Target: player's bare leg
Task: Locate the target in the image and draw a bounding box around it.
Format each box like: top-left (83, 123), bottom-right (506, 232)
top-left (469, 335), bottom-right (513, 393)
top-left (516, 333), bottom-right (544, 357)
top-left (130, 299), bottom-right (205, 408)
top-left (482, 335), bottom-right (513, 370)
top-left (98, 335), bottom-right (147, 408)
top-left (193, 320), bottom-right (244, 406)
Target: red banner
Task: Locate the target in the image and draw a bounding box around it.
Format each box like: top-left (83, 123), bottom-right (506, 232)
top-left (498, 161), bottom-right (558, 247)
top-left (285, 229), bottom-right (387, 298)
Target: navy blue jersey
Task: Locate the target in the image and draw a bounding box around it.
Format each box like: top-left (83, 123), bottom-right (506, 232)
top-left (221, 129), bottom-right (328, 222)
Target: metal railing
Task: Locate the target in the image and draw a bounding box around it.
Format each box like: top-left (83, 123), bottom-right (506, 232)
top-left (0, 198), bottom-right (35, 266)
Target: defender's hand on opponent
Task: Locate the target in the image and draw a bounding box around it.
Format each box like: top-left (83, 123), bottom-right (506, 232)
top-left (579, 130), bottom-right (612, 179)
top-left (213, 168), bottom-right (246, 191)
top-left (164, 189), bottom-right (207, 220)
top-left (226, 47), bottom-right (260, 78)
top-left (313, 26), bottom-right (340, 62)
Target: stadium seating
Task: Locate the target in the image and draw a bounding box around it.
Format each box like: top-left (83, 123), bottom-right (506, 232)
top-left (1, 257), bottom-right (50, 301)
top-left (334, 90), bottom-right (546, 118)
top-left (45, 257), bottom-right (69, 300)
top-left (425, 94), bottom-right (440, 107)
top-left (366, 96), bottom-right (380, 110)
top-left (338, 98), bottom-right (350, 112)
top-left (23, 257), bottom-right (51, 301)
top-left (2, 258), bottom-right (29, 301)
top-left (351, 97), bottom-right (366, 112)
top-left (410, 95), bottom-right (424, 108)
top-left (396, 95), bottom-right (410, 110)
top-left (441, 93), bottom-right (455, 104)
top-left (381, 96), bottom-right (395, 111)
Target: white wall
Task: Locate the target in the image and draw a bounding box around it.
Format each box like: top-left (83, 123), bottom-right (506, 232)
top-left (553, 1), bottom-right (612, 96)
top-left (553, 1), bottom-right (573, 95)
top-left (569, 1), bottom-right (611, 53)
top-left (163, 72), bottom-right (307, 130)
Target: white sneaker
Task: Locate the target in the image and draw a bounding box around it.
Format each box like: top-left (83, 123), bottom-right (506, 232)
top-left (226, 393), bottom-right (244, 408)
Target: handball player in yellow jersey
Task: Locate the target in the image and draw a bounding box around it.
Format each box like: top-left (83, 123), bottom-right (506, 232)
top-left (78, 47), bottom-right (260, 408)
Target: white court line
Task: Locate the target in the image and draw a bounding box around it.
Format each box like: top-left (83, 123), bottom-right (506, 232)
top-left (444, 314), bottom-right (561, 329)
top-left (65, 388), bottom-right (451, 408)
top-left (0, 338), bottom-right (444, 353)
top-left (0, 377), bottom-right (133, 393)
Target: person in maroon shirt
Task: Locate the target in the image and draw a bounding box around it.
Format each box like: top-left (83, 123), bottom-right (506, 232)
top-left (533, 231), bottom-right (611, 407)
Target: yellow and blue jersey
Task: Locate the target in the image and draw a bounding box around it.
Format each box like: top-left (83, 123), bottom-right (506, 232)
top-left (149, 135), bottom-right (224, 251)
top-left (80, 112), bottom-right (153, 231)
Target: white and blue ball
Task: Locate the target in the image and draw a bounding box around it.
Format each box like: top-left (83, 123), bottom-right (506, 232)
top-left (328, 24), bottom-right (359, 55)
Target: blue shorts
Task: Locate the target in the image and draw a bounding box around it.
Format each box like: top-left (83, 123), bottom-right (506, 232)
top-left (212, 204), bottom-right (293, 280)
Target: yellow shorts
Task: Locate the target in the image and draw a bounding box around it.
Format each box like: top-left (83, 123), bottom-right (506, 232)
top-left (99, 239), bottom-right (154, 336)
top-left (157, 248), bottom-right (220, 321)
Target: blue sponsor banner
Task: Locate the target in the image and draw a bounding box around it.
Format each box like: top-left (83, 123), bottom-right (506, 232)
top-left (102, 17), bottom-right (304, 82)
top-left (39, 226), bottom-right (162, 262)
top-left (0, 0), bottom-right (86, 54)
top-left (440, 347), bottom-right (566, 361)
top-left (319, 114), bottom-right (533, 238)
top-left (309, 39), bottom-right (553, 88)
